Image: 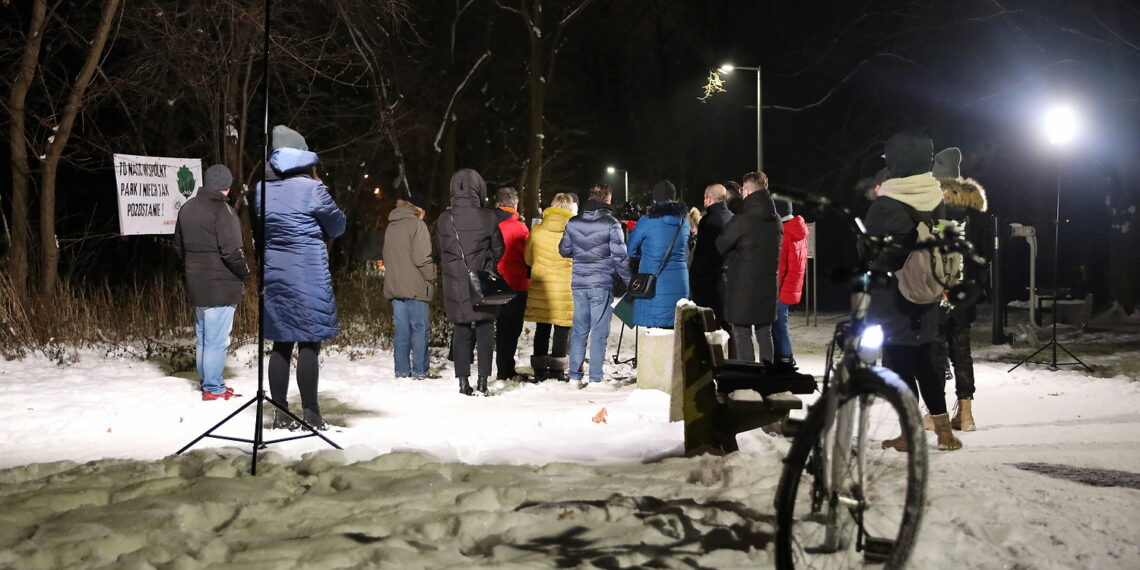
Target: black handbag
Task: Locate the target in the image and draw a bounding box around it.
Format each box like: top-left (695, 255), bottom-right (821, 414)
top-left (628, 217), bottom-right (685, 299)
top-left (452, 221), bottom-right (516, 307)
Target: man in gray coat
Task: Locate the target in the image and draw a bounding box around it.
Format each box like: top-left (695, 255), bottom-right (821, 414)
top-left (174, 164), bottom-right (249, 400)
top-left (383, 193), bottom-right (437, 379)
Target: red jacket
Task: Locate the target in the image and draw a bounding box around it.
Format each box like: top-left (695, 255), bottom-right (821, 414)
top-left (778, 216), bottom-right (809, 304)
top-left (496, 207), bottom-right (531, 291)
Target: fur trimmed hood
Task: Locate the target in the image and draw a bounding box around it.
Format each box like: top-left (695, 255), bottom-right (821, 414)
top-left (939, 177), bottom-right (988, 212)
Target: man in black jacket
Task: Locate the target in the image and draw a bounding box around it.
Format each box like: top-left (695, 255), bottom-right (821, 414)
top-left (174, 164), bottom-right (249, 400)
top-left (690, 183), bottom-right (734, 349)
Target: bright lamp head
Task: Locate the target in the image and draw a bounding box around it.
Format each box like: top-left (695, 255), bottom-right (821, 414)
top-left (856, 324), bottom-right (884, 364)
top-left (718, 63), bottom-right (734, 74)
top-left (606, 166), bottom-right (616, 174)
top-left (1043, 104), bottom-right (1079, 145)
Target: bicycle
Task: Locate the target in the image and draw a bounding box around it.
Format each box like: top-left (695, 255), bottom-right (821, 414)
top-left (773, 216), bottom-right (983, 569)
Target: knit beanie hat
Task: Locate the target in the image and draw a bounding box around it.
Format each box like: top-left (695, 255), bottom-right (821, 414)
top-left (884, 132), bottom-right (933, 178)
top-left (933, 147), bottom-right (962, 179)
top-left (651, 180), bottom-right (677, 203)
top-left (773, 199), bottom-right (793, 220)
top-left (272, 125), bottom-right (309, 151)
top-left (407, 192), bottom-right (429, 211)
top-left (203, 164), bottom-right (233, 192)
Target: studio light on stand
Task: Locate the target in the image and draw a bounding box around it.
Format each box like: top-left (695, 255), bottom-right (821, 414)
top-left (177, 0), bottom-right (341, 473)
top-left (606, 165), bottom-right (628, 206)
top-left (1008, 104), bottom-right (1093, 373)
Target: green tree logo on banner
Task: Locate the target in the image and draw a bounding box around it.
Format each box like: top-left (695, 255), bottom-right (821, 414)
top-left (177, 166), bottom-right (196, 198)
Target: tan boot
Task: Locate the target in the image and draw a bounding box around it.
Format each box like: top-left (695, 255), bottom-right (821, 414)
top-left (881, 434), bottom-right (909, 452)
top-left (923, 413), bottom-right (935, 431)
top-left (931, 413), bottom-right (962, 451)
top-left (951, 399), bottom-right (976, 431)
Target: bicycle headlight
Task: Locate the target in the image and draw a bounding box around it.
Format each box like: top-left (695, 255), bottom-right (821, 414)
top-left (856, 324), bottom-right (884, 364)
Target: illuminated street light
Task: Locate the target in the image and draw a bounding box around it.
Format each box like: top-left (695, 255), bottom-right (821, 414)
top-left (1043, 104), bottom-right (1079, 145)
top-left (717, 62), bottom-right (763, 171)
top-left (606, 166), bottom-right (628, 205)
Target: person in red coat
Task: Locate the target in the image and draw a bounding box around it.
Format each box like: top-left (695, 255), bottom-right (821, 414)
top-left (772, 199), bottom-right (809, 371)
top-left (493, 187), bottom-right (532, 381)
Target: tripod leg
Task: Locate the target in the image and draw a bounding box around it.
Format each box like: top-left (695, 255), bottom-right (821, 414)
top-left (176, 396), bottom-right (259, 455)
top-left (1007, 341), bottom-right (1053, 373)
top-left (1055, 342), bottom-right (1094, 373)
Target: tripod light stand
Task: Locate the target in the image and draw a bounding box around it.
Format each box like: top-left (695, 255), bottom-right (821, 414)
top-left (1009, 104), bottom-right (1093, 373)
top-left (177, 0), bottom-right (341, 473)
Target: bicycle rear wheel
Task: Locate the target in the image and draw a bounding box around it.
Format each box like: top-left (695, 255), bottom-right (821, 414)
top-left (774, 367), bottom-right (927, 569)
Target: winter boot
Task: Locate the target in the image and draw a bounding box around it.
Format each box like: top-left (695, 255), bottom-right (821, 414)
top-left (547, 356), bottom-right (570, 382)
top-left (774, 356), bottom-right (799, 373)
top-left (458, 377), bottom-right (474, 396)
top-left (272, 407), bottom-right (299, 431)
top-left (302, 406), bottom-right (329, 431)
top-left (951, 399), bottom-right (976, 431)
top-left (881, 434), bottom-right (909, 453)
top-left (923, 413), bottom-right (935, 431)
top-left (476, 376), bottom-right (489, 396)
top-left (931, 413), bottom-right (962, 451)
top-left (530, 356), bottom-right (550, 382)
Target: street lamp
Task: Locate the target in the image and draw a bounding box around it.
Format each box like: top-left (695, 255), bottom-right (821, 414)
top-left (1009, 103), bottom-right (1092, 373)
top-left (718, 63), bottom-right (763, 171)
top-left (606, 166), bottom-right (628, 205)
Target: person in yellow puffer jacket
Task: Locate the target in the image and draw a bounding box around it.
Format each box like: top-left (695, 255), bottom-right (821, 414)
top-left (524, 193), bottom-right (577, 381)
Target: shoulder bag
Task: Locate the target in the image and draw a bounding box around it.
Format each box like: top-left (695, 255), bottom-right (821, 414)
top-left (452, 217), bottom-right (516, 307)
top-left (628, 217), bottom-right (685, 299)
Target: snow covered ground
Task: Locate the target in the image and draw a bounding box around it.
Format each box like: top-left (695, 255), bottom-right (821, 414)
top-left (2, 309), bottom-right (1139, 568)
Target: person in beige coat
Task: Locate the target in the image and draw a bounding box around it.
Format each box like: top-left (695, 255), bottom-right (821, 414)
top-left (524, 193), bottom-right (577, 381)
top-left (383, 193), bottom-right (437, 379)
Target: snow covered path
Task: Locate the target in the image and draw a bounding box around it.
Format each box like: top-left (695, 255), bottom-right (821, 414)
top-left (2, 315), bottom-right (1139, 568)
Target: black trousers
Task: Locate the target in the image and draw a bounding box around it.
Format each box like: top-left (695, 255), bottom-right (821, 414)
top-left (453, 320), bottom-right (494, 379)
top-left (931, 308), bottom-right (976, 400)
top-left (884, 342), bottom-right (947, 416)
top-left (269, 341), bottom-right (321, 410)
top-left (533, 322), bottom-right (570, 357)
top-left (495, 291), bottom-right (528, 378)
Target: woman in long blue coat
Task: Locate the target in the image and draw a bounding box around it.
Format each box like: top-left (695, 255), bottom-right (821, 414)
top-left (628, 180), bottom-right (690, 328)
top-left (252, 125), bottom-right (346, 431)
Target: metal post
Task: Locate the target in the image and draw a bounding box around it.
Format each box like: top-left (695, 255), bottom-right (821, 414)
top-left (991, 214), bottom-right (1005, 344)
top-left (755, 67), bottom-right (763, 172)
top-left (623, 170), bottom-right (628, 205)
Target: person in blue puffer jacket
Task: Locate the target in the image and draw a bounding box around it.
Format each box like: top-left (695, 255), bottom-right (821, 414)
top-left (252, 125), bottom-right (346, 431)
top-left (627, 180), bottom-right (690, 329)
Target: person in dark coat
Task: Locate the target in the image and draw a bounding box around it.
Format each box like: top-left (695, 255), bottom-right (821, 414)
top-left (689, 183), bottom-right (734, 341)
top-left (253, 125), bottom-right (347, 430)
top-left (174, 163), bottom-right (249, 400)
top-left (492, 187), bottom-right (531, 382)
top-left (716, 171), bottom-right (781, 363)
top-left (929, 147), bottom-right (988, 432)
top-left (383, 193), bottom-right (437, 380)
top-left (559, 184), bottom-right (632, 389)
top-left (866, 132), bottom-right (960, 452)
top-left (773, 199), bottom-right (810, 370)
top-left (724, 180), bottom-right (744, 215)
top-left (628, 180), bottom-right (690, 329)
top-left (436, 168), bottom-right (505, 396)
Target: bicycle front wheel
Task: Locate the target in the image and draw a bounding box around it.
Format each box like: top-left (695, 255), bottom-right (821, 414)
top-left (774, 367), bottom-right (927, 569)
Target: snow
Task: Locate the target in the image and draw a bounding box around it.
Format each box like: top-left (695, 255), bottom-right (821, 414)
top-left (2, 311), bottom-right (1139, 568)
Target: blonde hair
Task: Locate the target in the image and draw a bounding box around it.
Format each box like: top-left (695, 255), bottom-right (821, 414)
top-left (551, 192), bottom-right (578, 215)
top-left (687, 207), bottom-right (702, 230)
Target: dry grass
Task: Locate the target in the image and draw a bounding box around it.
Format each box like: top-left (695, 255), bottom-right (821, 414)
top-left (0, 267), bottom-right (433, 364)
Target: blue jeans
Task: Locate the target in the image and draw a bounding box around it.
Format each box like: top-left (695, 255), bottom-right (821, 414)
top-left (195, 305), bottom-right (236, 394)
top-left (772, 301), bottom-right (793, 359)
top-left (569, 288), bottom-right (614, 382)
top-left (391, 298), bottom-right (430, 377)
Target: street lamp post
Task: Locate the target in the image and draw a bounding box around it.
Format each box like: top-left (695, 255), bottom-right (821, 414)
top-left (606, 166), bottom-right (628, 205)
top-left (718, 64), bottom-right (762, 172)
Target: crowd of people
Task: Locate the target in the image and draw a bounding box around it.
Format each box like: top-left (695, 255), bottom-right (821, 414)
top-left (173, 125), bottom-right (986, 448)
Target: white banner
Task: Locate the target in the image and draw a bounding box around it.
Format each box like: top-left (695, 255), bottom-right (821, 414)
top-left (113, 153), bottom-right (203, 235)
top-left (806, 221), bottom-right (816, 259)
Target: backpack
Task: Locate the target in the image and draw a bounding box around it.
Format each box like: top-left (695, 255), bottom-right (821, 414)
top-left (895, 205), bottom-right (960, 304)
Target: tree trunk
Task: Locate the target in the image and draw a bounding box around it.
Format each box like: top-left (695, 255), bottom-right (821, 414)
top-left (6, 0), bottom-right (48, 301)
top-left (37, 0), bottom-right (121, 296)
top-left (522, 12), bottom-right (545, 221)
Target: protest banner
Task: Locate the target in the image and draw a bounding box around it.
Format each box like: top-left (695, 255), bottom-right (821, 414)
top-left (113, 153), bottom-right (203, 235)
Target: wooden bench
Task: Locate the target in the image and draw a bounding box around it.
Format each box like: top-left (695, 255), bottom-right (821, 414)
top-left (674, 303), bottom-right (818, 454)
